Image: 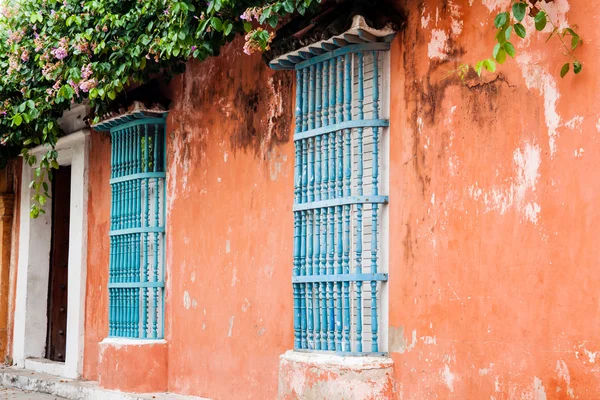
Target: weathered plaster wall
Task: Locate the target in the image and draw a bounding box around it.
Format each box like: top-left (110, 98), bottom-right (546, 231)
top-left (83, 131), bottom-right (111, 380)
top-left (163, 36), bottom-right (294, 399)
top-left (81, 36), bottom-right (295, 398)
top-left (388, 0), bottom-right (600, 398)
top-left (80, 0), bottom-right (600, 397)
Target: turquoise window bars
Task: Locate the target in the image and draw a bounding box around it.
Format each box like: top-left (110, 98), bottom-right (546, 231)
top-left (287, 43), bottom-right (390, 354)
top-left (94, 112), bottom-right (167, 339)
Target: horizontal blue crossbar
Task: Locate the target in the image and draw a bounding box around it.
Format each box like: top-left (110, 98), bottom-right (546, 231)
top-left (294, 119), bottom-right (389, 141)
top-left (293, 195), bottom-right (388, 211)
top-left (109, 226), bottom-right (164, 236)
top-left (294, 348), bottom-right (388, 357)
top-left (109, 282), bottom-right (165, 288)
top-left (110, 172), bottom-right (166, 184)
top-left (292, 273), bottom-right (388, 283)
top-left (295, 42), bottom-right (390, 70)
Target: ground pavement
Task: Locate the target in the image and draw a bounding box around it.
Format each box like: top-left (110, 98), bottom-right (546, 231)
top-left (0, 387), bottom-right (65, 399)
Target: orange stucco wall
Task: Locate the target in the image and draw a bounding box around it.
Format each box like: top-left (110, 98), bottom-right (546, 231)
top-left (82, 37), bottom-right (295, 398)
top-left (83, 130), bottom-right (111, 380)
top-left (79, 0), bottom-right (600, 398)
top-left (387, 0), bottom-right (600, 398)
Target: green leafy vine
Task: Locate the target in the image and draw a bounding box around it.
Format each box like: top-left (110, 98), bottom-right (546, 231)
top-left (0, 0), bottom-right (582, 217)
top-left (471, 0), bottom-right (582, 78)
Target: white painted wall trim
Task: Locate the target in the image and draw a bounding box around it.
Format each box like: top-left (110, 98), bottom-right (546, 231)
top-left (13, 129), bottom-right (90, 379)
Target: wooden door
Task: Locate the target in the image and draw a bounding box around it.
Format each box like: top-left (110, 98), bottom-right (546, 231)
top-left (46, 166), bottom-right (71, 362)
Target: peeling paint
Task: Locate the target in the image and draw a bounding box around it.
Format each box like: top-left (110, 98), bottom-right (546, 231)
top-left (556, 360), bottom-right (574, 398)
top-left (565, 115), bottom-right (584, 130)
top-left (241, 298), bottom-right (250, 312)
top-left (533, 377), bottom-right (547, 400)
top-left (427, 29), bottom-right (449, 60)
top-left (469, 142), bottom-right (542, 224)
top-left (228, 316), bottom-right (234, 337)
top-left (183, 291), bottom-right (191, 310)
top-left (517, 53), bottom-right (561, 157)
top-left (481, 0), bottom-right (511, 12)
top-left (441, 364), bottom-right (455, 392)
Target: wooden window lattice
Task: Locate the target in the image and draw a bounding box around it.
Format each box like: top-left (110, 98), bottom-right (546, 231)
top-left (292, 43), bottom-right (389, 355)
top-left (108, 117), bottom-right (166, 339)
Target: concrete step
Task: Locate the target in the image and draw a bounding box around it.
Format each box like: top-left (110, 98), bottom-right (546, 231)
top-left (0, 367), bottom-right (209, 400)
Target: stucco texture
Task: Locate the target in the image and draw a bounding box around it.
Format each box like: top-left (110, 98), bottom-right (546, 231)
top-left (82, 36), bottom-right (295, 399)
top-left (78, 0), bottom-right (600, 398)
top-left (388, 0), bottom-right (600, 398)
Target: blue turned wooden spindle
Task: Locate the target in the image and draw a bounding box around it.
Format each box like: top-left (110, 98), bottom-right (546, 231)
top-left (322, 60), bottom-right (330, 204)
top-left (319, 61), bottom-right (329, 350)
top-left (115, 289), bottom-right (121, 336)
top-left (371, 51), bottom-right (381, 352)
top-left (306, 209), bottom-right (314, 348)
top-left (299, 210), bottom-right (307, 348)
top-left (292, 69), bottom-right (303, 348)
top-left (356, 51), bottom-right (365, 352)
top-left (134, 287), bottom-right (140, 337)
top-left (110, 133), bottom-right (115, 229)
top-left (342, 53), bottom-right (352, 351)
top-left (152, 124), bottom-right (160, 338)
top-left (313, 64), bottom-right (323, 350)
top-left (333, 55), bottom-right (344, 351)
top-left (307, 65), bottom-right (316, 348)
top-left (109, 289), bottom-right (114, 336)
top-left (140, 124), bottom-right (149, 338)
top-left (326, 57), bottom-right (337, 351)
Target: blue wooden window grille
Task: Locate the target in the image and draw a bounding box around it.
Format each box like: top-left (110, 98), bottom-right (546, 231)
top-left (95, 113), bottom-right (167, 339)
top-left (290, 43), bottom-right (389, 354)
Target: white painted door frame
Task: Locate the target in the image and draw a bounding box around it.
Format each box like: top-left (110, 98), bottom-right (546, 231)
top-left (13, 129), bottom-right (90, 379)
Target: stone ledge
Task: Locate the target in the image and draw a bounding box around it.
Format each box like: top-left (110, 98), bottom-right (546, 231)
top-left (278, 350), bottom-right (395, 400)
top-left (0, 366), bottom-right (209, 400)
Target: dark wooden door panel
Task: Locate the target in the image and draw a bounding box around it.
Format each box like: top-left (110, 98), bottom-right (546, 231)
top-left (46, 165), bottom-right (71, 362)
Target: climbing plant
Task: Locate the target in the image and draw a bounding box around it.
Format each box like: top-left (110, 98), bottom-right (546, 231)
top-left (0, 0), bottom-right (582, 217)
top-left (453, 0), bottom-right (583, 78)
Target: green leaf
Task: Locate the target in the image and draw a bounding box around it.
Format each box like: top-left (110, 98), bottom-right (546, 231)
top-left (243, 22), bottom-right (252, 32)
top-left (494, 12), bottom-right (508, 29)
top-left (475, 61), bottom-right (484, 76)
top-left (108, 90), bottom-right (116, 100)
top-left (571, 36), bottom-right (580, 50)
top-left (560, 63), bottom-right (570, 78)
top-left (268, 15), bottom-right (279, 28)
top-left (13, 114), bottom-right (23, 126)
top-left (283, 0), bottom-right (294, 13)
top-left (514, 23), bottom-right (526, 39)
top-left (495, 47), bottom-right (507, 64)
top-left (210, 17), bottom-right (222, 31)
top-left (512, 2), bottom-right (527, 22)
top-left (483, 59), bottom-right (496, 73)
top-left (224, 23), bottom-right (233, 36)
top-left (505, 26), bottom-right (512, 41)
top-left (573, 61), bottom-right (582, 74)
top-left (503, 42), bottom-right (516, 57)
top-left (564, 28), bottom-right (579, 39)
top-left (534, 11), bottom-right (547, 31)
top-left (493, 43), bottom-right (502, 59)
